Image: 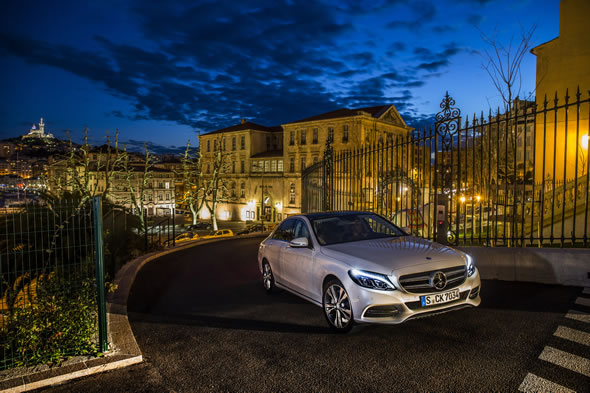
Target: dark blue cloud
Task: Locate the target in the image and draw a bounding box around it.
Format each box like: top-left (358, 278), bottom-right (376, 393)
top-left (0, 0), bottom-right (469, 138)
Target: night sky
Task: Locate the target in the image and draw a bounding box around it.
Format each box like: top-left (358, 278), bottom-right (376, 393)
top-left (0, 0), bottom-right (559, 153)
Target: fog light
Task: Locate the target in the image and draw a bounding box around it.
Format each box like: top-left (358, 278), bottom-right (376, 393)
top-left (364, 305), bottom-right (400, 318)
top-left (469, 286), bottom-right (480, 299)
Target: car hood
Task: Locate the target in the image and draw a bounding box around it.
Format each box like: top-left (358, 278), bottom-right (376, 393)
top-left (320, 236), bottom-right (466, 276)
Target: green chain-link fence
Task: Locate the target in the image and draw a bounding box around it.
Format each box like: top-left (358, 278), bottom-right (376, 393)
top-left (0, 197), bottom-right (106, 370)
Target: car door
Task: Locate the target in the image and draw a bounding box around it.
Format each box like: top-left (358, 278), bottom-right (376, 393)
top-left (264, 219), bottom-right (295, 281)
top-left (279, 219), bottom-right (315, 299)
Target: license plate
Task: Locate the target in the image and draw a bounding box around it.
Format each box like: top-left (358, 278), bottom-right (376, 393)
top-left (420, 289), bottom-right (460, 307)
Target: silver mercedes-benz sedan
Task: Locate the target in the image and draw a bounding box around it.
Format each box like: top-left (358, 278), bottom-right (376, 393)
top-left (258, 211), bottom-right (481, 332)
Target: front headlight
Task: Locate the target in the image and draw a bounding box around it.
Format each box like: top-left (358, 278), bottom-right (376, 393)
top-left (466, 254), bottom-right (475, 276)
top-left (348, 269), bottom-right (396, 291)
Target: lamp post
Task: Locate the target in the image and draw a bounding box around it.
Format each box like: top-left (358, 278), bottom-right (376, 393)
top-left (253, 161), bottom-right (265, 231)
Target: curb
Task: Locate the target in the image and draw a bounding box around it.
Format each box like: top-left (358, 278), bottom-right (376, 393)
top-left (0, 233), bottom-right (268, 392)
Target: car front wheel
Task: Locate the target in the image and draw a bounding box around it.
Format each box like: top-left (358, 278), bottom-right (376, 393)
top-left (262, 261), bottom-right (276, 293)
top-left (323, 279), bottom-right (354, 333)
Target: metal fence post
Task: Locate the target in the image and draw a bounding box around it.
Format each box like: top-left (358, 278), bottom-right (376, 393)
top-left (172, 208), bottom-right (176, 246)
top-left (92, 196), bottom-right (108, 353)
top-left (144, 210), bottom-right (148, 252)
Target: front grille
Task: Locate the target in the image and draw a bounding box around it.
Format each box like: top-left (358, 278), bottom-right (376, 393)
top-left (399, 265), bottom-right (467, 294)
top-left (405, 290), bottom-right (469, 310)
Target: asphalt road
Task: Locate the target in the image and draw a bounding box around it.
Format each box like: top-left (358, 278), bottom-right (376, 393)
top-left (43, 236), bottom-right (589, 392)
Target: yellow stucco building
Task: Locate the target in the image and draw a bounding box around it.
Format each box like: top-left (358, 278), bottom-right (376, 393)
top-left (531, 0), bottom-right (590, 183)
top-left (198, 105), bottom-right (412, 223)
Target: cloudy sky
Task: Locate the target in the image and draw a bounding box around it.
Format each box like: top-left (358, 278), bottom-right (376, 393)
top-left (0, 0), bottom-right (559, 153)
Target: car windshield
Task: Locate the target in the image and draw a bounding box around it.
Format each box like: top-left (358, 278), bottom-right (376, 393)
top-left (310, 213), bottom-right (406, 246)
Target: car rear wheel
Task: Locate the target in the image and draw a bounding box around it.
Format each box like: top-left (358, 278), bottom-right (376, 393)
top-left (323, 279), bottom-right (354, 333)
top-left (262, 261), bottom-right (275, 293)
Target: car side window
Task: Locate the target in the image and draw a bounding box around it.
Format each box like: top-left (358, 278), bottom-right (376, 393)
top-left (273, 219), bottom-right (295, 241)
top-left (293, 219), bottom-right (310, 241)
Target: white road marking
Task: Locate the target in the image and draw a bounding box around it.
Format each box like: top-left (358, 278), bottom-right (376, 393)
top-left (566, 309), bottom-right (590, 324)
top-left (575, 297), bottom-right (590, 307)
top-left (539, 346), bottom-right (590, 377)
top-left (518, 373), bottom-right (575, 393)
top-left (554, 325), bottom-right (590, 346)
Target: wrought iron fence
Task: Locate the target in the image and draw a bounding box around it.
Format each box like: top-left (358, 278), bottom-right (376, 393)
top-left (302, 89), bottom-right (590, 247)
top-left (0, 198), bottom-right (106, 370)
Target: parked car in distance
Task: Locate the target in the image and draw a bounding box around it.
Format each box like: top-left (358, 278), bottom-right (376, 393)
top-left (237, 224), bottom-right (265, 235)
top-left (187, 222), bottom-right (212, 231)
top-left (166, 231), bottom-right (199, 245)
top-left (258, 211), bottom-right (480, 333)
top-left (201, 229), bottom-right (234, 239)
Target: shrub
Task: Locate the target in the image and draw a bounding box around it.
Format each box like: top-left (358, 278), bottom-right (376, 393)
top-left (0, 272), bottom-right (98, 368)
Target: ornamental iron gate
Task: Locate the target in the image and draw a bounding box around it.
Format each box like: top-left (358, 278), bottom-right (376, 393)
top-left (302, 90), bottom-right (590, 247)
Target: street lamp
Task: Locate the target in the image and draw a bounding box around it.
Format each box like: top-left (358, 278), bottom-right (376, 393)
top-left (581, 134), bottom-right (589, 176)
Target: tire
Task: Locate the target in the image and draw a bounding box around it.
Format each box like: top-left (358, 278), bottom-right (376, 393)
top-left (322, 278), bottom-right (355, 333)
top-left (262, 260), bottom-right (276, 294)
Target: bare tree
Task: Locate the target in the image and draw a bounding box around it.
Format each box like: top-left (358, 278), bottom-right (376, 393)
top-left (479, 25), bottom-right (536, 112)
top-left (203, 134), bottom-right (232, 230)
top-left (478, 25), bottom-right (537, 220)
top-left (176, 141), bottom-right (207, 225)
top-left (120, 144), bottom-right (155, 234)
top-left (47, 128), bottom-right (124, 205)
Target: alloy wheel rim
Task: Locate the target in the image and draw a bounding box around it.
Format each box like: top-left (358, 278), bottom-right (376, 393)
top-left (324, 284), bottom-right (351, 328)
top-left (263, 264), bottom-right (272, 290)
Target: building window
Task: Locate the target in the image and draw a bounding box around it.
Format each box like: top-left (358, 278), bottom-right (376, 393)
top-left (278, 159), bottom-right (283, 172)
top-left (165, 193), bottom-right (170, 201)
top-left (252, 162), bottom-right (258, 172)
top-left (241, 160), bottom-right (245, 173)
top-left (264, 160), bottom-right (270, 172)
top-left (207, 163), bottom-right (210, 173)
top-left (214, 140), bottom-right (217, 151)
top-left (313, 156), bottom-right (318, 165)
top-left (240, 135), bottom-right (245, 150)
top-left (289, 183), bottom-right (295, 204)
top-left (289, 157), bottom-right (295, 172)
top-left (343, 125), bottom-right (349, 143)
top-left (272, 135), bottom-right (278, 150)
top-left (232, 161), bottom-right (235, 173)
top-left (271, 160), bottom-right (277, 172)
top-left (300, 157), bottom-right (306, 172)
top-left (289, 131), bottom-right (295, 146)
top-left (313, 128), bottom-right (318, 144)
top-left (165, 182), bottom-right (170, 189)
top-left (240, 182), bottom-right (245, 198)
top-left (231, 182), bottom-right (236, 197)
top-left (222, 138), bottom-right (226, 151)
top-left (232, 137), bottom-right (236, 150)
top-left (328, 127), bottom-right (334, 142)
top-left (207, 140), bottom-right (210, 152)
top-left (266, 136), bottom-right (271, 151)
top-left (300, 129), bottom-right (306, 145)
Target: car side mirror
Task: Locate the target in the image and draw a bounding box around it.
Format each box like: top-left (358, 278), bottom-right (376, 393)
top-left (401, 227), bottom-right (411, 235)
top-left (289, 237), bottom-right (309, 248)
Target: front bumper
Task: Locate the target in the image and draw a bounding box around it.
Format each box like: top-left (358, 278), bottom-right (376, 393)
top-left (347, 268), bottom-right (481, 324)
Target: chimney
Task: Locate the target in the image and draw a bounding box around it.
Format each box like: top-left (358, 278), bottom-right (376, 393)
top-left (241, 118), bottom-right (246, 124)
